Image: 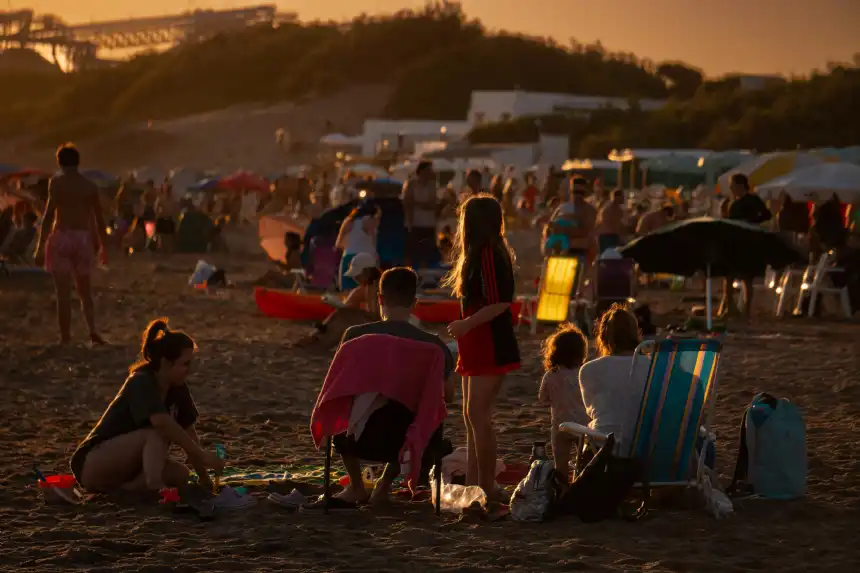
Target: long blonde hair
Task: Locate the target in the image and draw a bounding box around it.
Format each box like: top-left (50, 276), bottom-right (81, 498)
top-left (442, 194), bottom-right (515, 298)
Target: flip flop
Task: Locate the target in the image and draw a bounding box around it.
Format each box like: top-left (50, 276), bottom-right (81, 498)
top-left (301, 495), bottom-right (360, 512)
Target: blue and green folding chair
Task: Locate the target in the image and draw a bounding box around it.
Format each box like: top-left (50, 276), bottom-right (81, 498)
top-left (560, 337), bottom-right (723, 510)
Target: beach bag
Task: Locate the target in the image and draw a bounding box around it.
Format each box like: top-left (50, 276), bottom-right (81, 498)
top-left (729, 393), bottom-right (807, 500)
top-left (509, 460), bottom-right (566, 522)
top-left (555, 434), bottom-right (646, 522)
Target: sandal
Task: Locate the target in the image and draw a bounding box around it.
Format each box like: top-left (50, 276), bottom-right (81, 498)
top-left (300, 495), bottom-right (361, 512)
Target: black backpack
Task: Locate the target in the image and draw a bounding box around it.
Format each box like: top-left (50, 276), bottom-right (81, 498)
top-left (554, 434), bottom-right (648, 522)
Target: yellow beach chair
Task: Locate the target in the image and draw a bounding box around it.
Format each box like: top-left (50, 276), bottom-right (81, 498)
top-left (518, 255), bottom-right (583, 334)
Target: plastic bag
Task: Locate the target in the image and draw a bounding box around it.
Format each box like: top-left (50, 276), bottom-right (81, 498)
top-left (510, 460), bottom-right (562, 522)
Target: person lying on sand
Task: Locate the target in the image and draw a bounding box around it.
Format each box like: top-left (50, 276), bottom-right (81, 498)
top-left (307, 267), bottom-right (455, 509)
top-left (292, 253), bottom-right (382, 349)
top-left (69, 318), bottom-right (225, 493)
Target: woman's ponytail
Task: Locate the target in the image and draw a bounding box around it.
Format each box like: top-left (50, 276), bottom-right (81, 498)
top-left (130, 317), bottom-right (196, 373)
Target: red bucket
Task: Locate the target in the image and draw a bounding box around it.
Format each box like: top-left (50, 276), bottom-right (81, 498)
top-left (37, 474), bottom-right (82, 504)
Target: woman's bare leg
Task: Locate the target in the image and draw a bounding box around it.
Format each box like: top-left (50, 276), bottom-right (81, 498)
top-left (461, 375), bottom-right (479, 486)
top-left (465, 374), bottom-right (503, 497)
top-left (79, 428), bottom-right (187, 492)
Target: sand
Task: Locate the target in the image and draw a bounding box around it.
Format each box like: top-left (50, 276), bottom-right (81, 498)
top-left (2, 236), bottom-right (860, 572)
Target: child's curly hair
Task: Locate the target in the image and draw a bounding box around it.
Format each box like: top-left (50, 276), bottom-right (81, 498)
top-left (541, 323), bottom-right (588, 372)
top-left (594, 303), bottom-right (641, 357)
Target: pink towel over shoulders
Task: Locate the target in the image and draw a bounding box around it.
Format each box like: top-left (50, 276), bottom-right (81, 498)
top-left (310, 333), bottom-right (448, 490)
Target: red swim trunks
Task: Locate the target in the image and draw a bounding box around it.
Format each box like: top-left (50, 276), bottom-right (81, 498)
top-left (45, 229), bottom-right (94, 277)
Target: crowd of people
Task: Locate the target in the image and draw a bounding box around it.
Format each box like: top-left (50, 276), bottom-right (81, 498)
top-left (8, 141), bottom-right (860, 514)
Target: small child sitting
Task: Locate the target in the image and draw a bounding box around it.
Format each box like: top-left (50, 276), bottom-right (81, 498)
top-left (542, 200), bottom-right (579, 255)
top-left (538, 323), bottom-right (589, 481)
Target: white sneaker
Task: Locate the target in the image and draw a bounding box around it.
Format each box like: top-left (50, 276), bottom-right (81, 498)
top-left (267, 489), bottom-right (308, 509)
top-left (213, 486), bottom-right (257, 510)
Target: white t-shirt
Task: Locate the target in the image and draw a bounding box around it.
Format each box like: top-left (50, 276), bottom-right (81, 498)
top-left (343, 216), bottom-right (376, 256)
top-left (578, 354), bottom-right (650, 453)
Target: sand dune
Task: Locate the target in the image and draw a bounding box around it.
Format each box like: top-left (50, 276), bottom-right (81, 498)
top-left (2, 84), bottom-right (392, 174)
top-left (2, 245), bottom-right (860, 572)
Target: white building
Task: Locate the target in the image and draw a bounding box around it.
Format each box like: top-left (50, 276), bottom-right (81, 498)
top-left (358, 119), bottom-right (471, 157)
top-left (736, 74), bottom-right (786, 91)
top-left (466, 90), bottom-right (667, 125)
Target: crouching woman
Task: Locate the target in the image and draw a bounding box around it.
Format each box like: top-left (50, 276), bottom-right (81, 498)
top-left (70, 318), bottom-right (225, 492)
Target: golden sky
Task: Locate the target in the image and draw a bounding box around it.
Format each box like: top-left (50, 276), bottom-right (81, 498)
top-left (13, 0), bottom-right (860, 76)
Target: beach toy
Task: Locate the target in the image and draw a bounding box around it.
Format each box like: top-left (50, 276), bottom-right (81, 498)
top-left (36, 472), bottom-right (83, 505)
top-left (214, 444), bottom-right (226, 489)
top-left (159, 487), bottom-right (181, 504)
top-left (144, 221), bottom-right (156, 238)
top-left (337, 467), bottom-right (376, 490)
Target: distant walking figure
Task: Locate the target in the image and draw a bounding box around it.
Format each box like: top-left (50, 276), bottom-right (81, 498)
top-left (34, 143), bottom-right (108, 345)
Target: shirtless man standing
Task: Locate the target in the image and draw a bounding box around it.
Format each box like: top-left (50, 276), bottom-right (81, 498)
top-left (594, 189), bottom-right (627, 253)
top-left (34, 144), bottom-right (108, 345)
top-left (635, 203), bottom-right (675, 236)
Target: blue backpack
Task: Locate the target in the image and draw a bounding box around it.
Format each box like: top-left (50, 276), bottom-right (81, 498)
top-left (729, 393), bottom-right (807, 500)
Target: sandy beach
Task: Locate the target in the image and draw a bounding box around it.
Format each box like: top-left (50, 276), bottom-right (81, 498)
top-left (2, 243), bottom-right (860, 572)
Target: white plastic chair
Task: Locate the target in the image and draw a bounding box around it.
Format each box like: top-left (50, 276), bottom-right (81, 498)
top-left (774, 265), bottom-right (810, 317)
top-left (797, 251), bottom-right (852, 318)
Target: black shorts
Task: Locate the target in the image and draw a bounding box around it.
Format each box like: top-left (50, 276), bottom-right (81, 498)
top-left (333, 401), bottom-right (414, 463)
top-left (566, 247), bottom-right (588, 258)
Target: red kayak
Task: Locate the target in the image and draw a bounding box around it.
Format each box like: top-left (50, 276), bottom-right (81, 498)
top-left (255, 288), bottom-right (523, 325)
top-left (255, 288), bottom-right (334, 321)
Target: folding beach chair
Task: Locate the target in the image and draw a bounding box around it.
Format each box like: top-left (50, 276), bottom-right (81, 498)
top-left (560, 337), bottom-right (723, 513)
top-left (313, 335), bottom-right (448, 516)
top-left (592, 257), bottom-right (637, 317)
top-left (518, 255), bottom-right (584, 334)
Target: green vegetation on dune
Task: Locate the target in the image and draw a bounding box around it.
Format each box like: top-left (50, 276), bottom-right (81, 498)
top-left (0, 1), bottom-right (857, 154)
top-left (469, 67), bottom-right (860, 156)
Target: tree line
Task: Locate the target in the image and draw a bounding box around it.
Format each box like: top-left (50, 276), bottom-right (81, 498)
top-left (0, 1), bottom-right (856, 154)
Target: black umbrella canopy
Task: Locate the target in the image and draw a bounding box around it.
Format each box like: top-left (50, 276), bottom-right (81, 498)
top-left (619, 217), bottom-right (803, 278)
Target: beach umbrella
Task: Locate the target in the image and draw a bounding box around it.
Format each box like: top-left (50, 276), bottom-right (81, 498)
top-left (82, 169), bottom-right (118, 187)
top-left (619, 217), bottom-right (802, 330)
top-left (188, 177), bottom-right (221, 191)
top-left (218, 171), bottom-right (271, 193)
top-left (717, 151), bottom-right (838, 195)
top-left (346, 164), bottom-right (389, 179)
top-left (756, 163), bottom-right (860, 202)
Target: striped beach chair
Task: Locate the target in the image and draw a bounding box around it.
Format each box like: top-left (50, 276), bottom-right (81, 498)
top-left (560, 337), bottom-right (723, 508)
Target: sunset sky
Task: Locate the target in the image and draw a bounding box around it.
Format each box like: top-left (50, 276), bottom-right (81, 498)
top-left (14, 0), bottom-right (860, 76)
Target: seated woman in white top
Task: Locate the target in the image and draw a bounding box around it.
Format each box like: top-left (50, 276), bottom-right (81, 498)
top-left (336, 203), bottom-right (379, 291)
top-left (578, 304), bottom-right (650, 453)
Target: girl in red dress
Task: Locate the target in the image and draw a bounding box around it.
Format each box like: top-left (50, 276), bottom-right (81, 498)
top-left (445, 194), bottom-right (520, 497)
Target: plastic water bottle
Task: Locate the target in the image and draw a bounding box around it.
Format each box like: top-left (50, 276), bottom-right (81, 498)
top-left (433, 482), bottom-right (488, 512)
top-left (429, 465), bottom-right (488, 512)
